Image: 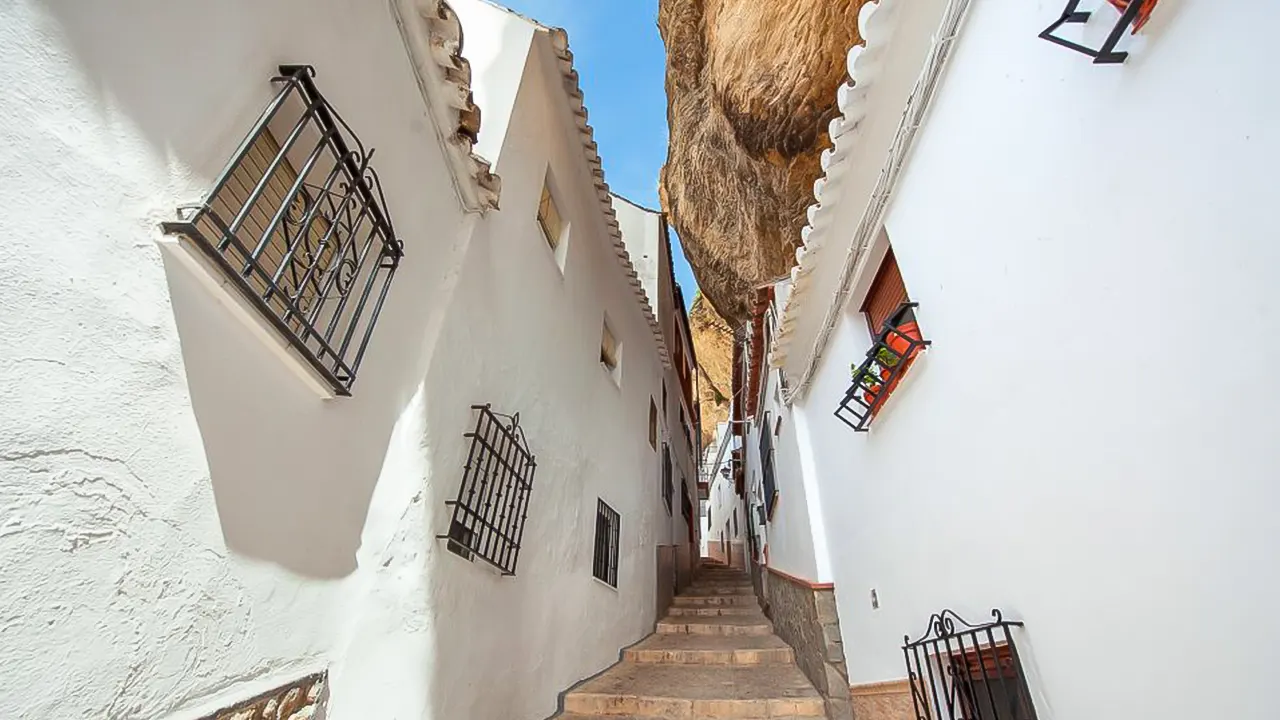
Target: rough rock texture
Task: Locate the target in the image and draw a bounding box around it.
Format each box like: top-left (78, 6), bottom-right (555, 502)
top-left (689, 294), bottom-right (734, 447)
top-left (659, 0), bottom-right (870, 323)
top-left (764, 571), bottom-right (853, 720)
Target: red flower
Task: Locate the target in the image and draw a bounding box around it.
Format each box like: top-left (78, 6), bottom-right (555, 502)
top-left (1107, 0), bottom-right (1158, 32)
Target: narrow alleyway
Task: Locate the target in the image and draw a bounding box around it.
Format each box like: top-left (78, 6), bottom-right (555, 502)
top-left (555, 562), bottom-right (824, 718)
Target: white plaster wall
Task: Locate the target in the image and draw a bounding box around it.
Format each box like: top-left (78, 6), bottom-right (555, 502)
top-left (449, 0), bottom-right (535, 165)
top-left (795, 2), bottom-right (1280, 719)
top-left (0, 1), bottom-right (474, 717)
top-left (0, 2), bottom-right (671, 719)
top-left (341, 20), bottom-right (669, 719)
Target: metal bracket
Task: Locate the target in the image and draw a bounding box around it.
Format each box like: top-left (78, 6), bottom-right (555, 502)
top-left (1039, 0), bottom-right (1146, 65)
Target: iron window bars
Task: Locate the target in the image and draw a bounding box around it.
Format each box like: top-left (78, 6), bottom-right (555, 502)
top-left (681, 478), bottom-right (695, 542)
top-left (442, 405), bottom-right (537, 576)
top-left (162, 65), bottom-right (402, 395)
top-left (759, 412), bottom-right (778, 519)
top-left (592, 499), bottom-right (621, 587)
top-left (1039, 0), bottom-right (1150, 64)
top-left (836, 302), bottom-right (931, 432)
top-left (662, 443), bottom-right (674, 516)
top-left (903, 609), bottom-right (1038, 720)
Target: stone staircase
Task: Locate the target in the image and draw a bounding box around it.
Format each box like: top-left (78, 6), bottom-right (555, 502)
top-left (553, 562), bottom-right (825, 719)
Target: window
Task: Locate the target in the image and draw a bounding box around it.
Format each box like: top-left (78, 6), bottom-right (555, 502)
top-left (600, 318), bottom-right (621, 382)
top-left (444, 405), bottom-right (537, 575)
top-left (861, 248), bottom-right (909, 337)
top-left (733, 508), bottom-right (739, 536)
top-left (592, 499), bottom-right (620, 587)
top-left (760, 411), bottom-right (778, 520)
top-left (538, 179), bottom-right (564, 250)
top-left (903, 609), bottom-right (1037, 720)
top-left (162, 65), bottom-right (401, 396)
top-left (662, 381), bottom-right (668, 414)
top-left (662, 443), bottom-right (673, 515)
top-left (649, 398), bottom-right (659, 450)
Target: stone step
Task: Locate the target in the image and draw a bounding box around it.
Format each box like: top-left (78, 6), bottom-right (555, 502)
top-left (667, 605), bottom-right (758, 617)
top-left (657, 615), bottom-right (773, 636)
top-left (555, 715), bottom-right (815, 720)
top-left (623, 634), bottom-right (795, 665)
top-left (563, 663), bottom-right (824, 718)
top-left (684, 585), bottom-right (754, 595)
top-left (672, 594), bottom-right (756, 607)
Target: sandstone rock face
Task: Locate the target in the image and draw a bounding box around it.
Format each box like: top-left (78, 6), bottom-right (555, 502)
top-left (689, 294), bottom-right (734, 447)
top-left (659, 0), bottom-right (868, 323)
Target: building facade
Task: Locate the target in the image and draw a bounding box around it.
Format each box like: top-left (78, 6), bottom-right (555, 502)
top-left (738, 2), bottom-right (1280, 720)
top-left (0, 1), bottom-right (686, 718)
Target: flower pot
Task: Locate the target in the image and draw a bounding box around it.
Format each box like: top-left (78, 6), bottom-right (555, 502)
top-left (885, 321), bottom-right (923, 360)
top-left (879, 368), bottom-right (892, 382)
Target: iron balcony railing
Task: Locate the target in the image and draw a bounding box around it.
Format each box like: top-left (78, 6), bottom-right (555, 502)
top-left (442, 405), bottom-right (537, 576)
top-left (162, 65), bottom-right (401, 395)
top-left (836, 302), bottom-right (931, 432)
top-left (903, 609), bottom-right (1038, 720)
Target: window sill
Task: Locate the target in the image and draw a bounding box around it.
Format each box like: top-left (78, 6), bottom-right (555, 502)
top-left (158, 236), bottom-right (338, 400)
top-left (592, 575), bottom-right (619, 593)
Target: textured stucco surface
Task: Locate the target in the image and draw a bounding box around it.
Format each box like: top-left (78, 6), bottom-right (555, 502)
top-left (0, 2), bottom-right (682, 719)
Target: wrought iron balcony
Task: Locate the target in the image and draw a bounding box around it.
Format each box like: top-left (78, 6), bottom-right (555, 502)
top-left (442, 405), bottom-right (537, 576)
top-left (835, 302), bottom-right (930, 432)
top-left (162, 65), bottom-right (401, 395)
top-left (903, 609), bottom-right (1037, 720)
top-left (1039, 0), bottom-right (1154, 64)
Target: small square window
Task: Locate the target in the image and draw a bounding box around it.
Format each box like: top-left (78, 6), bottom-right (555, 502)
top-left (538, 181), bottom-right (564, 251)
top-left (649, 398), bottom-right (658, 450)
top-left (600, 318), bottom-right (621, 383)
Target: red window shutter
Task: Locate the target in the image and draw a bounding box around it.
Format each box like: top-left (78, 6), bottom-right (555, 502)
top-left (861, 249), bottom-right (909, 335)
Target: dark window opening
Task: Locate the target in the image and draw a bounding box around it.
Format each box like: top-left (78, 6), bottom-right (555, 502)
top-left (760, 411), bottom-right (778, 519)
top-left (862, 248), bottom-right (909, 338)
top-left (162, 65), bottom-right (401, 396)
top-left (662, 443), bottom-right (674, 516)
top-left (592, 499), bottom-right (621, 587)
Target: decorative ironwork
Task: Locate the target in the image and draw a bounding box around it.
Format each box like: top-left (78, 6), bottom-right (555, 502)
top-left (1039, 0), bottom-right (1152, 64)
top-left (592, 498), bottom-right (621, 587)
top-left (441, 405), bottom-right (537, 576)
top-left (162, 65), bottom-right (402, 395)
top-left (902, 609), bottom-right (1038, 720)
top-left (759, 412), bottom-right (778, 519)
top-left (662, 443), bottom-right (674, 515)
top-left (836, 302), bottom-right (930, 432)
top-left (681, 478), bottom-right (695, 542)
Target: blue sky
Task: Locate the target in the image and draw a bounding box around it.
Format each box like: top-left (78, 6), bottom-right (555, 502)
top-left (497, 0), bottom-right (699, 310)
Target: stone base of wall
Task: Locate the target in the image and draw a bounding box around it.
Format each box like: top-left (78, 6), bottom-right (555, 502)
top-left (675, 541), bottom-right (694, 594)
top-left (199, 671), bottom-right (327, 720)
top-left (763, 567), bottom-right (852, 720)
top-left (849, 679), bottom-right (914, 720)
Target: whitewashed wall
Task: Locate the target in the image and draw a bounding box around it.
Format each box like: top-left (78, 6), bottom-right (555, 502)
top-left (352, 12), bottom-right (669, 718)
top-left (789, 2), bottom-right (1280, 720)
top-left (0, 1), bottom-right (476, 717)
top-left (0, 2), bottom-right (669, 719)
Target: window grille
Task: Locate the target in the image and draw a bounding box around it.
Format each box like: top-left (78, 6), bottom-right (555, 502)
top-left (903, 609), bottom-right (1038, 720)
top-left (662, 443), bottom-right (674, 515)
top-left (592, 499), bottom-right (620, 587)
top-left (836, 302), bottom-right (931, 432)
top-left (1039, 0), bottom-right (1153, 64)
top-left (162, 65), bottom-right (401, 395)
top-left (759, 412), bottom-right (778, 519)
top-left (681, 479), bottom-right (695, 542)
top-left (649, 398), bottom-right (659, 450)
top-left (442, 405), bottom-right (537, 576)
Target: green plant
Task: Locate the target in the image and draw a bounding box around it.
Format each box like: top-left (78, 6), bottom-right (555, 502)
top-left (849, 347), bottom-right (903, 385)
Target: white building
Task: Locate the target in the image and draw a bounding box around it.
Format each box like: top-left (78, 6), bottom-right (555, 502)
top-left (0, 1), bottom-right (693, 718)
top-left (739, 2), bottom-right (1280, 720)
